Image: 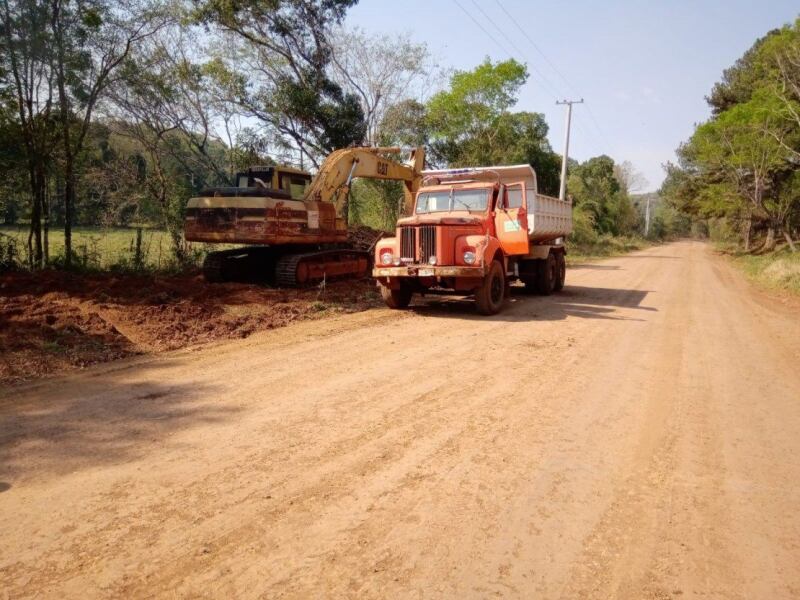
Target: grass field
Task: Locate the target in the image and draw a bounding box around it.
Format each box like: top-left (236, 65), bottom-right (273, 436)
top-left (0, 225), bottom-right (213, 270)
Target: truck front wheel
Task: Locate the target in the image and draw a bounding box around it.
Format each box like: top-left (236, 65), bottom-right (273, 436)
top-left (475, 260), bottom-right (506, 315)
top-left (380, 282), bottom-right (413, 309)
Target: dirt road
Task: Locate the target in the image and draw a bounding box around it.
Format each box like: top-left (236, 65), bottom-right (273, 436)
top-left (2, 241), bottom-right (799, 599)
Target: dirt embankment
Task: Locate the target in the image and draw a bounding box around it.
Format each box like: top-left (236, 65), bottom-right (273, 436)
top-left (0, 270), bottom-right (379, 384)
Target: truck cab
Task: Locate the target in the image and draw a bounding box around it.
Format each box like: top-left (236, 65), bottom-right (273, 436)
top-left (373, 165), bottom-right (572, 315)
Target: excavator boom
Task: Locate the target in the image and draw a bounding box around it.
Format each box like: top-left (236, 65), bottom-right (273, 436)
top-left (305, 146), bottom-right (425, 216)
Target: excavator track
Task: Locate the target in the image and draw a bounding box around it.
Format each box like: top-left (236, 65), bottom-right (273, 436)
top-left (202, 251), bottom-right (227, 283)
top-left (202, 247), bottom-right (277, 283)
top-left (275, 249), bottom-right (370, 288)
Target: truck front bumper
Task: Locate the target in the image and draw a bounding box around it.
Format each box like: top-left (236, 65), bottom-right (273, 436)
top-left (372, 265), bottom-right (486, 278)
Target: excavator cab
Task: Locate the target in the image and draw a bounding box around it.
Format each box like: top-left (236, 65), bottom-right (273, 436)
top-left (233, 166), bottom-right (312, 200)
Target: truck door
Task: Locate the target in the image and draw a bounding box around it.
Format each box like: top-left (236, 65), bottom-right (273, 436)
top-left (494, 183), bottom-right (529, 255)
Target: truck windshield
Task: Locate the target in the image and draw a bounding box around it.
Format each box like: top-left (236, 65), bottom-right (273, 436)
top-left (415, 189), bottom-right (489, 213)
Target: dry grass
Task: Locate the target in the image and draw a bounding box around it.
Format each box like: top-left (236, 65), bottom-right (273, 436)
top-left (733, 248), bottom-right (800, 294)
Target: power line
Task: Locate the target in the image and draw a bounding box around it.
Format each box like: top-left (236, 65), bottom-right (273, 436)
top-left (493, 0), bottom-right (581, 98)
top-left (451, 0), bottom-right (608, 161)
top-left (574, 118), bottom-right (605, 157)
top-left (584, 103), bottom-right (615, 154)
top-left (466, 0), bottom-right (563, 100)
top-left (450, 0), bottom-right (518, 64)
top-left (492, 0), bottom-right (617, 156)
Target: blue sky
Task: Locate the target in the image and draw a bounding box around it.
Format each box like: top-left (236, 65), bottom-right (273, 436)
top-left (345, 1), bottom-right (799, 192)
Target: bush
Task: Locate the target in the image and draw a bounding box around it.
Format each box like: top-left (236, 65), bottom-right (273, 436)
top-left (0, 232), bottom-right (20, 272)
top-left (569, 206), bottom-right (599, 246)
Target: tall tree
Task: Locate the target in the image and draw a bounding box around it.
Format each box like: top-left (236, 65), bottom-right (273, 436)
top-left (50, 0), bottom-right (162, 266)
top-left (107, 26), bottom-right (232, 261)
top-left (568, 155), bottom-right (636, 236)
top-left (707, 28), bottom-right (780, 114)
top-left (668, 17), bottom-right (800, 252)
top-left (0, 0), bottom-right (58, 267)
top-left (691, 97), bottom-right (795, 251)
top-left (426, 58), bottom-right (528, 166)
top-left (758, 19), bottom-right (800, 163)
top-left (329, 26), bottom-right (438, 146)
top-left (196, 0), bottom-right (365, 167)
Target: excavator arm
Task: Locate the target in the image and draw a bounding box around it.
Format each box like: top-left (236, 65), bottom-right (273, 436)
top-left (304, 146), bottom-right (425, 217)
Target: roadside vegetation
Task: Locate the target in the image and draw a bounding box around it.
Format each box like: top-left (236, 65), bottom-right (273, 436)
top-left (0, 225), bottom-right (208, 272)
top-left (730, 248), bottom-right (800, 294)
top-left (661, 18), bottom-right (800, 294)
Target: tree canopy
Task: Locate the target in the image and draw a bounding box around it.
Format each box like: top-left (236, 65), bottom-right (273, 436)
top-left (663, 17), bottom-right (800, 252)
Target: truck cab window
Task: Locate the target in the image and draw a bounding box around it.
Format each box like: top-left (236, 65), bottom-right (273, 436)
top-left (506, 187), bottom-right (523, 209)
top-left (416, 192), bottom-right (451, 213)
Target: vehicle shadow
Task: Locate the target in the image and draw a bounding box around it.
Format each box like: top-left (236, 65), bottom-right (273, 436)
top-left (0, 360), bottom-right (232, 484)
top-left (410, 284), bottom-right (656, 322)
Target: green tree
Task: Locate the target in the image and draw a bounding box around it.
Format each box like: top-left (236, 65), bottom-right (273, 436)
top-left (426, 58), bottom-right (528, 166)
top-left (491, 112), bottom-right (561, 196)
top-left (196, 0), bottom-right (365, 167)
top-left (568, 155), bottom-right (636, 236)
top-left (668, 18), bottom-right (800, 252)
top-left (1, 0), bottom-right (59, 267)
top-left (107, 28), bottom-right (232, 261)
top-left (690, 95), bottom-right (795, 251)
top-left (423, 58), bottom-right (561, 193)
top-left (707, 28), bottom-right (781, 114)
top-left (379, 99), bottom-right (429, 148)
top-left (50, 0), bottom-right (163, 266)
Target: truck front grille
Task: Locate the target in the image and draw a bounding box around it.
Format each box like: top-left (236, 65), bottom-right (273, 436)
top-left (419, 225), bottom-right (436, 263)
top-left (400, 226), bottom-right (415, 260)
top-left (399, 225), bottom-right (437, 263)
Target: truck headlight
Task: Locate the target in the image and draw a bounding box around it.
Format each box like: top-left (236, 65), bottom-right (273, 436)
top-left (380, 251), bottom-right (393, 265)
top-left (463, 251), bottom-right (476, 265)
top-left (428, 256), bottom-right (437, 266)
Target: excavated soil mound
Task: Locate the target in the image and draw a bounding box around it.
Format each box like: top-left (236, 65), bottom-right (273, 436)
top-left (347, 225), bottom-right (389, 252)
top-left (0, 270), bottom-right (380, 384)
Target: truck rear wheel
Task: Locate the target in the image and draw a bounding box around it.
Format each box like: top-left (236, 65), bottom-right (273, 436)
top-left (554, 252), bottom-right (566, 291)
top-left (380, 282), bottom-right (413, 309)
top-left (537, 253), bottom-right (557, 296)
top-left (475, 260), bottom-right (505, 315)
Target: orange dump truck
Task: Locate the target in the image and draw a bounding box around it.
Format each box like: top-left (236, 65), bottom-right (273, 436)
top-left (372, 165), bottom-right (573, 315)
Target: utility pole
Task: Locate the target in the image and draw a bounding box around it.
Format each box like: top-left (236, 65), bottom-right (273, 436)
top-left (556, 99), bottom-right (584, 202)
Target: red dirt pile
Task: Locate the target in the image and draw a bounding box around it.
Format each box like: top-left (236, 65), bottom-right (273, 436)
top-left (0, 270), bottom-right (379, 384)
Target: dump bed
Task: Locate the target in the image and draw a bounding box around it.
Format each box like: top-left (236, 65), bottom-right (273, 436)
top-left (422, 165), bottom-right (572, 243)
top-left (528, 192), bottom-right (572, 242)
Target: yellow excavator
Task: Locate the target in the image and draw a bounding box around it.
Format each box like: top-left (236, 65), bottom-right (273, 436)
top-left (184, 146), bottom-right (425, 286)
